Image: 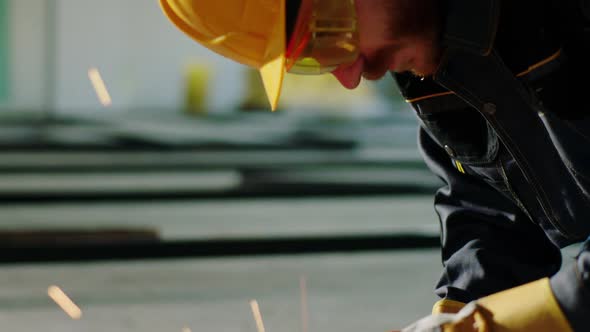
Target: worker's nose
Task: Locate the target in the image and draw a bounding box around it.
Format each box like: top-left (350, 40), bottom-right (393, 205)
top-left (331, 56), bottom-right (365, 89)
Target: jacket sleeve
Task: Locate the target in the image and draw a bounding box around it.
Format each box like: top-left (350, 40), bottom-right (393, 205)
top-left (550, 239), bottom-right (590, 332)
top-left (417, 125), bottom-right (563, 304)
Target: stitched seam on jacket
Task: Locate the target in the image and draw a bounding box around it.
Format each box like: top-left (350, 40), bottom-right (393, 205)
top-left (497, 155), bottom-right (534, 222)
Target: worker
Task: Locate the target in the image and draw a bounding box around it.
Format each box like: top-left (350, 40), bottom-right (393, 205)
top-left (159, 0), bottom-right (590, 331)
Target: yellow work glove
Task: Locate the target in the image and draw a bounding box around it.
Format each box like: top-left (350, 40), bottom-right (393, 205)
top-left (432, 299), bottom-right (465, 315)
top-left (402, 278), bottom-right (573, 332)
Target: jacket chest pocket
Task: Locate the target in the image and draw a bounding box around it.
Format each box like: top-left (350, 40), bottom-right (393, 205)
top-left (415, 100), bottom-right (507, 189)
top-left (415, 95), bottom-right (500, 163)
top-left (417, 106), bottom-right (543, 220)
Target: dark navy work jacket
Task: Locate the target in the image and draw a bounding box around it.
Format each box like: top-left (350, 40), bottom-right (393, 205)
top-left (393, 0), bottom-right (590, 330)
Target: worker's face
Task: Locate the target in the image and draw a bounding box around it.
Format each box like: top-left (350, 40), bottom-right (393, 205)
top-left (331, 0), bottom-right (442, 89)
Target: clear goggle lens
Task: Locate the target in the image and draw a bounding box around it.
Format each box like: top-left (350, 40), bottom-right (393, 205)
top-left (285, 0), bottom-right (359, 75)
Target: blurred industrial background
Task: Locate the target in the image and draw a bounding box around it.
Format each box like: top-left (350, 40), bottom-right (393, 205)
top-left (0, 1), bottom-right (549, 331)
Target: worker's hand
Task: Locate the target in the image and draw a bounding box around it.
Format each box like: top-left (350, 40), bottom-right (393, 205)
top-left (398, 278), bottom-right (573, 332)
top-left (399, 303), bottom-right (480, 332)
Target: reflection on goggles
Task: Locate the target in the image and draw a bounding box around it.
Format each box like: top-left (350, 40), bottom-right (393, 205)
top-left (286, 0), bottom-right (359, 75)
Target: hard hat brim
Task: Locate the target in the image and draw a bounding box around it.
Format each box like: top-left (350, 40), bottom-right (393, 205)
top-left (159, 0), bottom-right (286, 111)
top-left (259, 0), bottom-right (286, 111)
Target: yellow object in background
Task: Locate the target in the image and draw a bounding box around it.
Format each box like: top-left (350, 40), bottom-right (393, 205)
top-left (184, 62), bottom-right (211, 115)
top-left (240, 68), bottom-right (271, 111)
top-left (280, 73), bottom-right (380, 116)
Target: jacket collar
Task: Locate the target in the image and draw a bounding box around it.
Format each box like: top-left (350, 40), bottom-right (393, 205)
top-left (441, 0), bottom-right (501, 56)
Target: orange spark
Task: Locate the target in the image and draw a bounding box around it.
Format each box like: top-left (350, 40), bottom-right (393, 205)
top-left (47, 285), bottom-right (82, 320)
top-left (300, 276), bottom-right (309, 332)
top-left (249, 299), bottom-right (266, 332)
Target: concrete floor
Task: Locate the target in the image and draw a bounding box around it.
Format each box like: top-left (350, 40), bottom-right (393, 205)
top-left (0, 251), bottom-right (442, 332)
top-left (0, 193), bottom-right (444, 331)
top-left (0, 193), bottom-right (582, 332)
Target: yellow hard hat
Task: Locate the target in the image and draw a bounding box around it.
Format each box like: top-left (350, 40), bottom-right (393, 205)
top-left (160, 0), bottom-right (286, 111)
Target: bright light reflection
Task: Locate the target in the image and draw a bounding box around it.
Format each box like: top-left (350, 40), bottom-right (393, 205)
top-left (47, 285), bottom-right (82, 320)
top-left (88, 67), bottom-right (113, 107)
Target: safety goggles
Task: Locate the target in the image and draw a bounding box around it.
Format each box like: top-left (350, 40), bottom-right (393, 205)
top-left (285, 0), bottom-right (360, 75)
